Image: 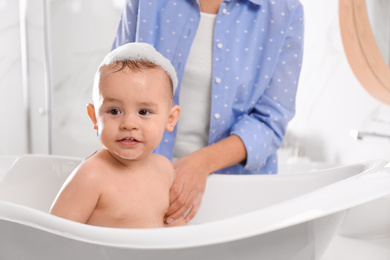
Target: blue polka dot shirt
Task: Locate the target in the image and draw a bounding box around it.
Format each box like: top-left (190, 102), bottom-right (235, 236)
top-left (112, 0), bottom-right (304, 174)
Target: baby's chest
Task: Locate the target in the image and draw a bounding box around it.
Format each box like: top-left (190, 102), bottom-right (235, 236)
top-left (100, 179), bottom-right (170, 217)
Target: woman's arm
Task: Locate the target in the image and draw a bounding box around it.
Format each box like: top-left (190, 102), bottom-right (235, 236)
top-left (166, 3), bottom-right (304, 224)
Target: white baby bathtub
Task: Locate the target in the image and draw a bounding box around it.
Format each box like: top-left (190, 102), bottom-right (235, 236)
top-left (0, 154), bottom-right (390, 260)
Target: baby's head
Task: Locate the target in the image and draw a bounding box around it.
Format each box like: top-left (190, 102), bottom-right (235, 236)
top-left (87, 43), bottom-right (180, 161)
top-left (92, 43), bottom-right (178, 108)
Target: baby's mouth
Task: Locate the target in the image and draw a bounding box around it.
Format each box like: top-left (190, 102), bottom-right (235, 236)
top-left (118, 138), bottom-right (139, 144)
top-left (122, 138), bottom-right (137, 142)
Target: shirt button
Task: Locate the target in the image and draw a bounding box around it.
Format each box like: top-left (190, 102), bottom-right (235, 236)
top-left (214, 113), bottom-right (220, 119)
top-left (222, 9), bottom-right (227, 14)
top-left (217, 43), bottom-right (223, 49)
top-left (215, 77), bottom-right (221, 83)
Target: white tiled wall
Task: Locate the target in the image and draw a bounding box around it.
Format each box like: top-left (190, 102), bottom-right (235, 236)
top-left (0, 0), bottom-right (26, 155)
top-left (1, 0), bottom-right (389, 164)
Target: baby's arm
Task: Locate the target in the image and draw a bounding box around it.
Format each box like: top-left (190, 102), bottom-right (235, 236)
top-left (50, 162), bottom-right (101, 223)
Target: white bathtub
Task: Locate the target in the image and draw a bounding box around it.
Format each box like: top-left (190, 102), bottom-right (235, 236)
top-left (0, 154), bottom-right (390, 260)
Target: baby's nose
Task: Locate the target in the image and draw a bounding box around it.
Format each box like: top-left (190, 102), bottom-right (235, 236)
top-left (120, 114), bottom-right (139, 130)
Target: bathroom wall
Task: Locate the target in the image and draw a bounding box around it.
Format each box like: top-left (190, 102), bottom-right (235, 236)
top-left (287, 0), bottom-right (390, 164)
top-left (1, 0), bottom-right (389, 164)
top-left (0, 0), bottom-right (26, 155)
top-left (0, 0), bottom-right (124, 157)
top-left (48, 0), bottom-right (124, 156)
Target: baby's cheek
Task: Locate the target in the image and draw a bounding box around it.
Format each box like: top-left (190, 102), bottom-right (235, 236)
top-left (150, 127), bottom-right (166, 145)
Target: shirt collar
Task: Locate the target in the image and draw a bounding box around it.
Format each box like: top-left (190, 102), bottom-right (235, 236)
top-left (224, 0), bottom-right (263, 5)
top-left (193, 0), bottom-right (263, 6)
top-left (248, 0), bottom-right (264, 5)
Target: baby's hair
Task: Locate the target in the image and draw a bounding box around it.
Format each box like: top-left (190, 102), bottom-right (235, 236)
top-left (113, 59), bottom-right (166, 72)
top-left (97, 59), bottom-right (174, 103)
top-left (92, 43), bottom-right (178, 106)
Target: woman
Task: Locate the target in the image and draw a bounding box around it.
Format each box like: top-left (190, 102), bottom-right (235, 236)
top-left (112, 0), bottom-right (304, 224)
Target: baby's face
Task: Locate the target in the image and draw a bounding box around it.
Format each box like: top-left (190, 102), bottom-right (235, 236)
top-left (92, 66), bottom-right (177, 161)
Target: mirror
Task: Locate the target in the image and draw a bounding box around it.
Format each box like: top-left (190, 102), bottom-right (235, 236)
top-left (339, 0), bottom-right (390, 104)
top-left (366, 0), bottom-right (390, 67)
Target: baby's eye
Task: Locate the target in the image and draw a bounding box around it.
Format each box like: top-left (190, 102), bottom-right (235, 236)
top-left (139, 109), bottom-right (150, 116)
top-left (109, 108), bottom-right (121, 115)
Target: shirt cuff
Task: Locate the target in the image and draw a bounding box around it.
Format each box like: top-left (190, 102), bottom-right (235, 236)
top-left (230, 96), bottom-right (294, 171)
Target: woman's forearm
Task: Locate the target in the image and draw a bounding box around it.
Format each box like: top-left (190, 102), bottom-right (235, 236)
top-left (195, 134), bottom-right (247, 174)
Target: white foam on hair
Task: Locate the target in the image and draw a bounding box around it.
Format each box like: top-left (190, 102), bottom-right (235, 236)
top-left (101, 42), bottom-right (178, 92)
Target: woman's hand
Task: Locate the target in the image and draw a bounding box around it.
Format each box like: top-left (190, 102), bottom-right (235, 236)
top-left (165, 135), bottom-right (247, 224)
top-left (165, 152), bottom-right (210, 224)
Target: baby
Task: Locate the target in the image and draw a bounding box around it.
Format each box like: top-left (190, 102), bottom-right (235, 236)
top-left (50, 43), bottom-right (183, 228)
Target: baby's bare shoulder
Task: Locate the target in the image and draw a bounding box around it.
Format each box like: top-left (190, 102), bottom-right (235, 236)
top-left (150, 154), bottom-right (175, 182)
top-left (71, 150), bottom-right (110, 183)
top-left (151, 153), bottom-right (172, 166)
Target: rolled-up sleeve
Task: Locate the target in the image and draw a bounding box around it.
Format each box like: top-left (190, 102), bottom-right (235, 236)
top-left (231, 4), bottom-right (304, 172)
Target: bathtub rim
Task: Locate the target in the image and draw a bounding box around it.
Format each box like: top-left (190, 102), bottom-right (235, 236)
top-left (0, 158), bottom-right (389, 249)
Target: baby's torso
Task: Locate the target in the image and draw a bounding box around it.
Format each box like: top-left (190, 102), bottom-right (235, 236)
top-left (86, 152), bottom-right (172, 228)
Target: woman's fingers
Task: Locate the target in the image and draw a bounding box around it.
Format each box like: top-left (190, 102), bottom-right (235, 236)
top-left (166, 179), bottom-right (206, 224)
top-left (166, 190), bottom-right (196, 224)
top-left (168, 175), bottom-right (184, 204)
top-left (167, 184), bottom-right (189, 216)
top-left (184, 193), bottom-right (203, 223)
top-left (166, 154), bottom-right (209, 224)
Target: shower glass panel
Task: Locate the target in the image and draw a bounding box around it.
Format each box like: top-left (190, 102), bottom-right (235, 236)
top-left (48, 0), bottom-right (123, 157)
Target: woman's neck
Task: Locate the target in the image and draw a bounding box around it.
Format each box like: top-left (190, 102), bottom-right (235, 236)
top-left (199, 0), bottom-right (223, 14)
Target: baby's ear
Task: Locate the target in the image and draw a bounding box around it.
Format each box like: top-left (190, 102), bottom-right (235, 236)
top-left (165, 105), bottom-right (181, 132)
top-left (87, 103), bottom-right (98, 130)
